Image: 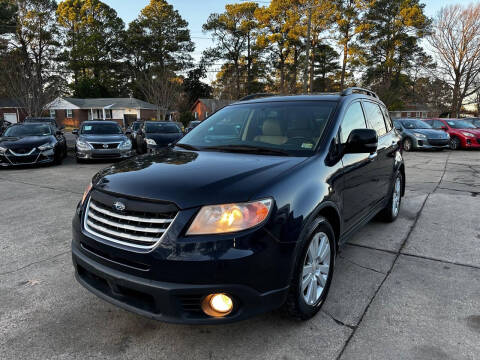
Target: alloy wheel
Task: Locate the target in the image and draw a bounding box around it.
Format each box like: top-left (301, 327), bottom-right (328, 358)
top-left (301, 232), bottom-right (330, 306)
top-left (392, 176), bottom-right (401, 217)
top-left (403, 138), bottom-right (412, 151)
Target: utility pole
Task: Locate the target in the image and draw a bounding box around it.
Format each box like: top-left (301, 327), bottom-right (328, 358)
top-left (303, 2), bottom-right (313, 93)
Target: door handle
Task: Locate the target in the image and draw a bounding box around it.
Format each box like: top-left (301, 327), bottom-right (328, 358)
top-left (368, 152), bottom-right (378, 161)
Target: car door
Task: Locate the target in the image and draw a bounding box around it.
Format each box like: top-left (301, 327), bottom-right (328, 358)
top-left (362, 101), bottom-right (396, 203)
top-left (340, 101), bottom-right (379, 229)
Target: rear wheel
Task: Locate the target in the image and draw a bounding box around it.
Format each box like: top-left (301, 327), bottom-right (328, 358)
top-left (378, 172), bottom-right (403, 222)
top-left (449, 136), bottom-right (460, 150)
top-left (284, 217), bottom-right (335, 320)
top-left (403, 138), bottom-right (413, 151)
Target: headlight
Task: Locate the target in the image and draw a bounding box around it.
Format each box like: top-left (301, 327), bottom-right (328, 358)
top-left (119, 139), bottom-right (132, 150)
top-left (81, 182), bottom-right (92, 205)
top-left (0, 146), bottom-right (6, 154)
top-left (146, 138), bottom-right (156, 145)
top-left (186, 199), bottom-right (273, 235)
top-left (38, 142), bottom-right (54, 151)
top-left (461, 132), bottom-right (475, 137)
top-left (76, 140), bottom-right (92, 151)
top-left (413, 132), bottom-right (427, 139)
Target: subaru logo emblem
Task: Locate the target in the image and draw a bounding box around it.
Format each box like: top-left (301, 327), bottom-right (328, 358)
top-left (113, 201), bottom-right (126, 212)
top-left (103, 144), bottom-right (109, 149)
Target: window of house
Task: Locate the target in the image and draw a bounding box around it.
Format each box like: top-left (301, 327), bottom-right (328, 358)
top-left (49, 110), bottom-right (55, 118)
top-left (194, 112), bottom-right (198, 119)
top-left (340, 102), bottom-right (367, 144)
top-left (363, 101), bottom-right (387, 137)
top-left (105, 109), bottom-right (112, 119)
top-left (65, 109), bottom-right (73, 118)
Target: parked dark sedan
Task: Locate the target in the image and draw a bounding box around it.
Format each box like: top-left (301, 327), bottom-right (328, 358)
top-left (136, 121), bottom-right (183, 153)
top-left (72, 88), bottom-right (405, 324)
top-left (24, 117), bottom-right (62, 130)
top-left (393, 118), bottom-right (450, 151)
top-left (73, 121), bottom-right (134, 162)
top-left (0, 123), bottom-right (67, 167)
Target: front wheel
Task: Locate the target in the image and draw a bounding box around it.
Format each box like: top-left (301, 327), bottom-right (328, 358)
top-left (284, 217), bottom-right (335, 320)
top-left (403, 138), bottom-right (413, 151)
top-left (449, 136), bottom-right (460, 150)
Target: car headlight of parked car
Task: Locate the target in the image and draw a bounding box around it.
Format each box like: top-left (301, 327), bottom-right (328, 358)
top-left (118, 139), bottom-right (132, 150)
top-left (38, 142), bottom-right (55, 151)
top-left (77, 140), bottom-right (92, 151)
top-left (187, 199), bottom-right (273, 235)
top-left (146, 138), bottom-right (156, 146)
top-left (413, 132), bottom-right (427, 139)
top-left (461, 132), bottom-right (475, 137)
top-left (0, 146), bottom-right (6, 154)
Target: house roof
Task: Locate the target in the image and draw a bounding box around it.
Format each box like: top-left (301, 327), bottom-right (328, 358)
top-left (58, 97), bottom-right (158, 110)
top-left (191, 98), bottom-right (234, 112)
top-left (0, 98), bottom-right (22, 108)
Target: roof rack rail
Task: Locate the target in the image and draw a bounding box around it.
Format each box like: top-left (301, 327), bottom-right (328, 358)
top-left (341, 87), bottom-right (378, 99)
top-left (238, 93), bottom-right (275, 101)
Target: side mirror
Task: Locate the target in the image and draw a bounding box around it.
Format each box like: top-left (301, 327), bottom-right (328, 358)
top-left (344, 129), bottom-right (378, 154)
top-left (55, 130), bottom-right (63, 136)
top-left (125, 129), bottom-right (132, 135)
top-left (441, 126), bottom-right (448, 131)
top-left (72, 129), bottom-right (79, 135)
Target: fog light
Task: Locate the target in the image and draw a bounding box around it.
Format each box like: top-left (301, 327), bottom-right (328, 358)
top-left (201, 293), bottom-right (233, 317)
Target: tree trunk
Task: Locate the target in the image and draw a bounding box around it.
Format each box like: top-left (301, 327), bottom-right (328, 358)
top-left (341, 42), bottom-right (348, 91)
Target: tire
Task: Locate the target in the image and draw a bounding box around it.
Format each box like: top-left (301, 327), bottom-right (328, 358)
top-left (76, 156), bottom-right (85, 164)
top-left (403, 138), bottom-right (413, 152)
top-left (53, 149), bottom-right (63, 165)
top-left (449, 136), bottom-right (460, 150)
top-left (378, 172), bottom-right (403, 222)
top-left (284, 217), bottom-right (336, 320)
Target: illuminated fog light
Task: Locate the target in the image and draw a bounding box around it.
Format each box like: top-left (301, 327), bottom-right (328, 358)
top-left (201, 293), bottom-right (233, 317)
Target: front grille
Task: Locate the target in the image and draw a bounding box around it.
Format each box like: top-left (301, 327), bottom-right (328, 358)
top-left (84, 198), bottom-right (176, 249)
top-left (89, 143), bottom-right (120, 149)
top-left (428, 139), bottom-right (449, 146)
top-left (9, 148), bottom-right (35, 156)
top-left (91, 153), bottom-right (121, 159)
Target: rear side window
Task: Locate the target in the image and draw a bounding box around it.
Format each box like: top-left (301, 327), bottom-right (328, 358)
top-left (340, 102), bottom-right (367, 143)
top-left (432, 120), bottom-right (445, 128)
top-left (363, 101), bottom-right (387, 137)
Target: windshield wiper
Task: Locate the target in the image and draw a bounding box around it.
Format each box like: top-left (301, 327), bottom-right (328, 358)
top-left (175, 143), bottom-right (199, 151)
top-left (203, 145), bottom-right (291, 156)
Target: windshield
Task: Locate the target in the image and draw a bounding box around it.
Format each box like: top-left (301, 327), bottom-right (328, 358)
top-left (178, 101), bottom-right (337, 156)
top-left (145, 123), bottom-right (181, 134)
top-left (132, 122), bottom-right (142, 131)
top-left (446, 120), bottom-right (476, 129)
top-left (464, 119), bottom-right (480, 128)
top-left (399, 120), bottom-right (431, 129)
top-left (4, 124), bottom-right (52, 137)
top-left (81, 123), bottom-right (122, 135)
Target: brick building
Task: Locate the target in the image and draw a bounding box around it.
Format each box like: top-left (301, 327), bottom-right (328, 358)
top-left (190, 98), bottom-right (234, 121)
top-left (0, 98), bottom-right (26, 124)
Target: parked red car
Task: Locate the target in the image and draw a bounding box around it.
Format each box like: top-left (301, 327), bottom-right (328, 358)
top-left (424, 119), bottom-right (480, 150)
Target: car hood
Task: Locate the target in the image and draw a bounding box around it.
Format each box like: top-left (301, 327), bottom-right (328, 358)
top-left (407, 128), bottom-right (449, 138)
top-left (146, 133), bottom-right (183, 146)
top-left (79, 134), bottom-right (128, 143)
top-left (93, 149), bottom-right (306, 209)
top-left (0, 135), bottom-right (54, 150)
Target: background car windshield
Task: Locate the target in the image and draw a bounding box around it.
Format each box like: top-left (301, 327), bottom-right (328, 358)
top-left (4, 124), bottom-right (52, 137)
top-left (81, 123), bottom-right (122, 134)
top-left (401, 120), bottom-right (431, 129)
top-left (465, 119), bottom-right (480, 128)
top-left (179, 101), bottom-right (337, 156)
top-left (132, 123), bottom-right (142, 131)
top-left (146, 123), bottom-right (180, 133)
top-left (446, 120), bottom-right (476, 129)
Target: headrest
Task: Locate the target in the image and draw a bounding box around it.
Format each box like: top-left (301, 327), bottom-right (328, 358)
top-left (262, 118), bottom-right (283, 136)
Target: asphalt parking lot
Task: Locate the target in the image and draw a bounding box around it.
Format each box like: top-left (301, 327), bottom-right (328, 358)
top-left (1, 150), bottom-right (479, 360)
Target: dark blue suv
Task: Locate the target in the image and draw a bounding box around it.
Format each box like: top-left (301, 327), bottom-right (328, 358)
top-left (72, 88), bottom-right (405, 324)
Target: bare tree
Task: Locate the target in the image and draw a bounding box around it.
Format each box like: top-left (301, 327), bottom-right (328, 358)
top-left (428, 4), bottom-right (480, 117)
top-left (135, 69), bottom-right (181, 121)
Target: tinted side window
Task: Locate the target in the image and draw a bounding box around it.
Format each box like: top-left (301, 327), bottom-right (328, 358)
top-left (340, 102), bottom-right (367, 143)
top-left (363, 101), bottom-right (387, 137)
top-left (380, 105), bottom-right (393, 131)
top-left (435, 120), bottom-right (446, 128)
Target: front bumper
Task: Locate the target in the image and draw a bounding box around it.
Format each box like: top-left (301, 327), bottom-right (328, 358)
top-left (461, 137), bottom-right (480, 149)
top-left (76, 149), bottom-right (134, 160)
top-left (0, 149), bottom-right (55, 167)
top-left (72, 241), bottom-right (288, 324)
top-left (413, 138), bottom-right (450, 149)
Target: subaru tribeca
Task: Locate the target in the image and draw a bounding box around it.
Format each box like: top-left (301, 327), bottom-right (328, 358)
top-left (72, 88), bottom-right (405, 324)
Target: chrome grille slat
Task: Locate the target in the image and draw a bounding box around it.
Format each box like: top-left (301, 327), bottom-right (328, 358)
top-left (88, 212), bottom-right (166, 233)
top-left (89, 202), bottom-right (173, 224)
top-left (83, 198), bottom-right (177, 250)
top-left (86, 220), bottom-right (158, 243)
